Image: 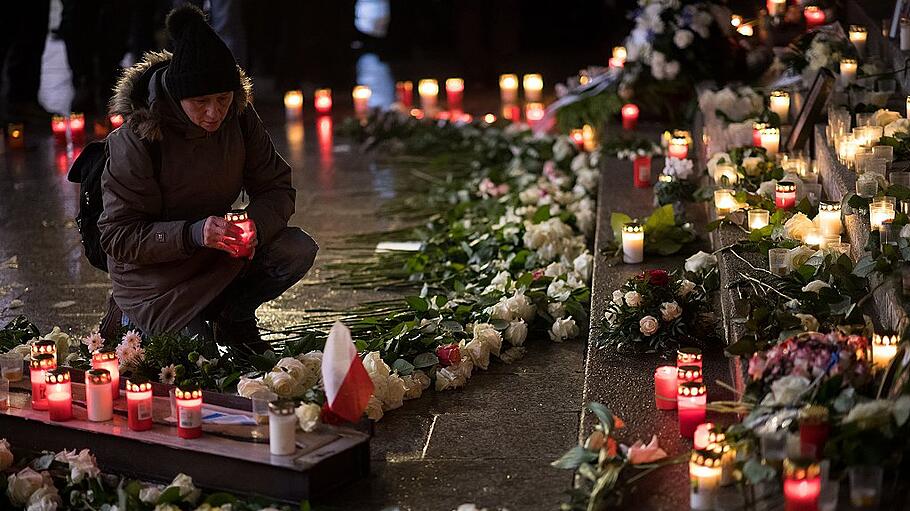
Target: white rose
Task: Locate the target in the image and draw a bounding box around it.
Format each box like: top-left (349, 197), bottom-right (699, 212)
top-left (505, 292), bottom-right (536, 322)
top-left (757, 179), bottom-right (777, 198)
top-left (573, 253), bottom-right (594, 283)
top-left (295, 351), bottom-right (323, 387)
top-left (742, 156), bottom-right (764, 176)
top-left (463, 338), bottom-right (491, 370)
top-left (25, 485), bottom-right (60, 511)
top-left (0, 439), bottom-right (13, 470)
top-left (294, 403), bottom-right (321, 432)
top-left (275, 357), bottom-right (307, 383)
top-left (505, 320), bottom-right (528, 346)
top-left (801, 280), bottom-right (830, 293)
top-left (547, 301), bottom-right (566, 319)
top-left (42, 327), bottom-right (70, 364)
top-left (434, 366), bottom-right (466, 391)
top-left (706, 152), bottom-right (731, 179)
top-left (363, 351), bottom-right (390, 380)
top-left (872, 109), bottom-right (901, 127)
top-left (784, 213), bottom-right (815, 241)
top-left (549, 317), bottom-right (579, 342)
top-left (677, 279), bottom-right (696, 297)
top-left (784, 245), bottom-right (817, 271)
top-left (167, 473), bottom-right (200, 504)
top-left (544, 262), bottom-right (568, 277)
top-left (639, 315), bottom-right (659, 336)
top-left (547, 279), bottom-right (573, 302)
top-left (55, 449), bottom-right (99, 483)
top-left (264, 370), bottom-right (300, 399)
top-left (139, 486), bottom-right (163, 504)
top-left (383, 374), bottom-right (407, 411)
top-left (763, 375), bottom-right (810, 406)
top-left (612, 289), bottom-right (624, 304)
top-left (365, 395), bottom-right (384, 420)
top-left (7, 468), bottom-right (46, 506)
top-left (236, 377), bottom-right (269, 398)
top-left (674, 29), bottom-right (694, 49)
top-left (519, 187), bottom-right (542, 205)
top-left (685, 251), bottom-right (717, 273)
top-left (473, 323), bottom-right (503, 357)
top-left (553, 136), bottom-right (575, 161)
top-left (488, 271), bottom-right (511, 292)
top-left (488, 299), bottom-right (513, 321)
top-left (885, 118), bottom-right (910, 137)
top-left (660, 301), bottom-right (682, 322)
top-left (624, 291), bottom-right (642, 307)
top-left (794, 313), bottom-right (819, 331)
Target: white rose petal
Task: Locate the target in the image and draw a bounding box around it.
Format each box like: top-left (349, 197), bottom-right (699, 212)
top-left (549, 317), bottom-right (579, 342)
top-left (624, 291), bottom-right (642, 307)
top-left (685, 251), bottom-right (717, 273)
top-left (660, 301), bottom-right (682, 322)
top-left (639, 315), bottom-right (659, 336)
top-left (801, 280), bottom-right (830, 293)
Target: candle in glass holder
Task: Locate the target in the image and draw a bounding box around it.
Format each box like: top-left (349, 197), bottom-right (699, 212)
top-left (856, 174), bottom-right (878, 198)
top-left (668, 137), bottom-right (688, 159)
top-left (678, 381), bottom-right (707, 438)
top-left (46, 368), bottom-right (72, 422)
top-left (799, 405), bottom-right (829, 459)
top-left (714, 189), bottom-right (738, 217)
top-left (6, 123), bottom-right (24, 150)
top-left (804, 6), bottom-right (825, 29)
top-left (760, 127), bottom-right (780, 156)
top-left (569, 128), bottom-right (584, 149)
top-left (69, 113), bottom-right (85, 135)
top-left (849, 26), bottom-right (868, 56)
top-left (582, 124), bottom-right (597, 151)
top-left (283, 90), bottom-right (303, 120)
top-left (621, 103), bottom-right (639, 131)
top-left (352, 85), bottom-right (372, 117)
top-left (776, 181), bottom-right (797, 210)
top-left (418, 79), bottom-right (439, 111)
top-left (840, 59), bottom-right (857, 87)
top-left (86, 369), bottom-right (113, 422)
top-left (29, 354), bottom-right (55, 411)
top-left (522, 74), bottom-right (543, 101)
top-left (176, 386), bottom-right (203, 439)
top-left (767, 0), bottom-right (785, 16)
top-left (694, 422), bottom-right (715, 450)
top-left (689, 449), bottom-right (723, 510)
top-left (622, 222), bottom-right (644, 264)
top-left (224, 209), bottom-right (255, 258)
top-left (633, 155), bottom-right (652, 188)
top-left (770, 91), bottom-right (790, 123)
top-left (678, 348), bottom-right (703, 369)
top-left (749, 208), bottom-right (771, 230)
top-left (678, 365), bottom-right (703, 384)
top-left (269, 399), bottom-right (297, 455)
top-left (654, 365), bottom-right (677, 410)
top-left (396, 81), bottom-right (413, 108)
top-left (499, 74), bottom-right (519, 103)
top-left (753, 122), bottom-right (767, 147)
top-left (524, 102), bottom-right (545, 124)
top-left (445, 78), bottom-right (464, 110)
top-left (92, 351), bottom-right (120, 399)
top-left (784, 458), bottom-right (822, 511)
top-left (872, 331), bottom-right (899, 368)
top-left (804, 227), bottom-right (823, 248)
top-left (817, 201), bottom-right (842, 235)
top-left (869, 200), bottom-right (896, 230)
top-left (313, 88), bottom-right (332, 114)
top-left (612, 46), bottom-right (627, 64)
top-left (51, 115), bottom-right (67, 143)
top-left (731, 14), bottom-right (742, 27)
top-left (126, 379), bottom-right (154, 431)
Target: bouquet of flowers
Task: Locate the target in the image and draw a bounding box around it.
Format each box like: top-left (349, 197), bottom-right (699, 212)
top-left (698, 85), bottom-right (764, 154)
top-left (600, 268), bottom-right (712, 353)
top-left (781, 25), bottom-right (856, 84)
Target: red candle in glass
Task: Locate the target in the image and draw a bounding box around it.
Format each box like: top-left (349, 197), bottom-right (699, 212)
top-left (46, 368), bottom-right (72, 422)
top-left (224, 209), bottom-right (255, 258)
top-left (109, 114), bottom-right (125, 129)
top-left (783, 458), bottom-right (821, 511)
top-left (51, 115), bottom-right (67, 143)
top-left (502, 104), bottom-right (521, 123)
top-left (678, 381), bottom-right (707, 438)
top-left (126, 379), bottom-right (154, 431)
top-left (570, 129), bottom-right (584, 149)
top-left (396, 81), bottom-right (413, 108)
top-left (753, 122), bottom-right (766, 147)
top-left (525, 102), bottom-right (545, 125)
top-left (69, 113), bottom-right (85, 138)
top-left (176, 386), bottom-right (203, 439)
top-left (668, 137), bottom-right (688, 159)
top-left (677, 365), bottom-right (703, 384)
top-left (621, 104), bottom-right (639, 131)
top-left (799, 405), bottom-right (829, 459)
top-left (445, 78), bottom-right (464, 111)
top-left (314, 88), bottom-right (332, 114)
top-left (92, 351), bottom-right (120, 399)
top-left (776, 181), bottom-right (797, 210)
top-left (678, 347), bottom-right (703, 369)
top-left (29, 354), bottom-right (56, 411)
top-left (633, 155), bottom-right (652, 188)
top-left (654, 366), bottom-right (678, 410)
top-left (803, 6), bottom-right (825, 29)
top-left (608, 57), bottom-right (624, 69)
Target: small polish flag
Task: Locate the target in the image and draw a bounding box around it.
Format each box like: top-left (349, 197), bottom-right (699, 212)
top-left (321, 322), bottom-right (373, 423)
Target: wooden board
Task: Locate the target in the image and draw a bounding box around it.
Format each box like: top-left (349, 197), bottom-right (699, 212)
top-left (1, 386), bottom-right (370, 503)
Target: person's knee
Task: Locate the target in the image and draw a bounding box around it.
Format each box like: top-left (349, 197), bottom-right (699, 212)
top-left (269, 227), bottom-right (318, 279)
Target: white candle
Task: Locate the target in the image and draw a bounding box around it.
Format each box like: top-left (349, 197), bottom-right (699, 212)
top-left (873, 332), bottom-right (899, 368)
top-left (86, 369), bottom-right (113, 422)
top-left (748, 209), bottom-right (770, 230)
top-left (840, 59), bottom-right (857, 87)
top-left (849, 26), bottom-right (868, 57)
top-left (870, 201), bottom-right (896, 229)
top-left (269, 400), bottom-right (297, 455)
top-left (770, 91), bottom-right (790, 123)
top-left (690, 450), bottom-right (723, 510)
top-left (817, 202), bottom-right (842, 235)
top-left (418, 79), bottom-right (439, 110)
top-left (352, 86), bottom-right (372, 117)
top-left (523, 74), bottom-right (543, 101)
top-left (499, 74), bottom-right (519, 103)
top-left (622, 223), bottom-right (644, 264)
top-left (804, 227), bottom-right (823, 248)
top-left (714, 189), bottom-right (738, 217)
top-left (760, 127), bottom-right (780, 156)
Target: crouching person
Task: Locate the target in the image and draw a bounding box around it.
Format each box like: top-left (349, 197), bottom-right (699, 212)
top-left (97, 5), bottom-right (317, 352)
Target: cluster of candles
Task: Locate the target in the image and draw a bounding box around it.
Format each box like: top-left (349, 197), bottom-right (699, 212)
top-left (283, 89), bottom-right (333, 120)
top-left (6, 112), bottom-right (118, 151)
top-left (653, 348), bottom-right (707, 438)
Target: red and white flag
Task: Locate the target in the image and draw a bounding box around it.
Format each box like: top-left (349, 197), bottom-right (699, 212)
top-left (321, 322), bottom-right (373, 423)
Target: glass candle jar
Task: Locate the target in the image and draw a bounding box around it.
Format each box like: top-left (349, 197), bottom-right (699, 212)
top-left (769, 248), bottom-right (789, 276)
top-left (92, 351), bottom-right (120, 399)
top-left (31, 339), bottom-right (56, 360)
top-left (872, 331), bottom-right (899, 369)
top-left (269, 399), bottom-right (298, 455)
top-left (283, 90), bottom-right (303, 120)
top-left (29, 354), bottom-right (56, 411)
top-left (817, 201), bottom-right (842, 236)
top-left (749, 209), bottom-right (770, 230)
top-left (776, 181), bottom-right (797, 210)
top-left (784, 458), bottom-right (822, 511)
top-left (622, 222), bottom-right (644, 264)
top-left (395, 81), bottom-right (413, 108)
top-left (176, 386), bottom-right (203, 439)
top-left (522, 74), bottom-right (543, 102)
top-left (678, 381), bottom-right (707, 438)
top-left (224, 209), bottom-right (256, 258)
top-left (126, 379), bottom-right (154, 431)
top-left (799, 405), bottom-right (829, 459)
top-left (313, 88), bottom-right (332, 114)
top-left (869, 200), bottom-right (895, 230)
top-left (770, 90), bottom-right (790, 122)
top-left (86, 369), bottom-right (113, 422)
top-left (654, 366), bottom-right (677, 410)
top-left (689, 449), bottom-right (723, 510)
top-left (677, 365), bottom-right (703, 384)
top-left (714, 189), bottom-right (738, 218)
top-left (45, 368), bottom-right (72, 422)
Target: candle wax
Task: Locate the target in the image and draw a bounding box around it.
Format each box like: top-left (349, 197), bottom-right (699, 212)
top-left (177, 398), bottom-right (203, 439)
top-left (87, 382), bottom-right (113, 422)
top-left (269, 413), bottom-right (297, 455)
top-left (48, 391), bottom-right (72, 421)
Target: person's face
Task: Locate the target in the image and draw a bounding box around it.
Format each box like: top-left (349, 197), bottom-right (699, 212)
top-left (179, 91), bottom-right (233, 132)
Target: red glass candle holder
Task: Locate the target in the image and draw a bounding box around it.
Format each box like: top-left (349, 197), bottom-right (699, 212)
top-left (69, 113), bottom-right (85, 140)
top-left (31, 339), bottom-right (57, 359)
top-left (396, 81), bottom-right (413, 108)
top-left (621, 104), bottom-right (639, 131)
top-left (678, 347), bottom-right (703, 369)
top-left (776, 181), bottom-right (797, 210)
top-left (445, 78), bottom-right (464, 110)
top-left (784, 458), bottom-right (821, 511)
top-left (668, 138), bottom-right (689, 159)
top-left (51, 115), bottom-right (67, 143)
top-left (804, 6), bottom-right (825, 29)
top-left (126, 379), bottom-right (154, 431)
top-left (224, 209), bottom-right (255, 258)
top-left (753, 122), bottom-right (766, 147)
top-left (799, 405), bottom-right (829, 459)
top-left (46, 369), bottom-right (72, 422)
top-left (678, 381), bottom-right (707, 438)
top-left (525, 102), bottom-right (545, 125)
top-left (176, 386), bottom-right (203, 439)
top-left (654, 366), bottom-right (677, 410)
top-left (677, 365), bottom-right (703, 383)
top-left (314, 88), bottom-right (332, 114)
top-left (633, 155), bottom-right (652, 188)
top-left (569, 129), bottom-right (584, 149)
top-left (92, 351), bottom-right (120, 399)
top-left (29, 354), bottom-right (56, 411)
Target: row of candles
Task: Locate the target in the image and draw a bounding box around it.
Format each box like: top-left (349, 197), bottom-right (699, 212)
top-left (4, 112), bottom-right (122, 151)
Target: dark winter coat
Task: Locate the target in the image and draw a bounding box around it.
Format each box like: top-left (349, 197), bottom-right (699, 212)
top-left (99, 51), bottom-right (295, 334)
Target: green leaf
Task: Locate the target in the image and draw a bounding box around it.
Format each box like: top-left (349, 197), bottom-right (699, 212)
top-left (405, 296), bottom-right (429, 312)
top-left (412, 352), bottom-right (439, 368)
top-left (533, 205), bottom-right (552, 223)
top-left (392, 358), bottom-right (415, 375)
top-left (852, 255), bottom-right (877, 278)
top-left (588, 402), bottom-right (615, 433)
top-left (204, 493), bottom-right (237, 506)
top-left (611, 212), bottom-right (633, 242)
top-left (156, 487), bottom-right (183, 505)
top-left (742, 458), bottom-right (776, 484)
top-left (643, 204), bottom-right (675, 233)
top-left (551, 445), bottom-right (599, 470)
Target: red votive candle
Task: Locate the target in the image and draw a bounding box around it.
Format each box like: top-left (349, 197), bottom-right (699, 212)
top-left (92, 351), bottom-right (120, 399)
top-left (396, 81), bottom-right (413, 108)
top-left (668, 137), bottom-right (688, 159)
top-left (678, 347), bottom-right (703, 369)
top-left (799, 405), bottom-right (829, 459)
top-left (445, 78), bottom-right (464, 111)
top-left (46, 368), bottom-right (72, 422)
top-left (224, 209), bottom-right (255, 258)
top-left (654, 365), bottom-right (678, 410)
top-left (633, 155), bottom-right (652, 188)
top-left (29, 354), bottom-right (56, 411)
top-left (51, 115), bottom-right (67, 143)
top-left (126, 379), bottom-right (154, 431)
top-left (608, 57), bottom-right (624, 69)
top-left (804, 6), bottom-right (825, 29)
top-left (570, 129), bottom-right (584, 149)
top-left (525, 102), bottom-right (545, 125)
top-left (678, 381), bottom-right (707, 438)
top-left (6, 123), bottom-right (24, 150)
top-left (621, 104), bottom-right (639, 131)
top-left (69, 113), bottom-right (85, 143)
top-left (753, 122), bottom-right (766, 147)
top-left (784, 458), bottom-right (821, 511)
top-left (314, 88), bottom-right (332, 114)
top-left (176, 386), bottom-right (203, 439)
top-left (776, 181), bottom-right (797, 210)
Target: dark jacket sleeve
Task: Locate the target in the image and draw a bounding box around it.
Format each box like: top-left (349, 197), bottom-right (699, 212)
top-left (239, 105), bottom-right (295, 244)
top-left (98, 129), bottom-right (193, 264)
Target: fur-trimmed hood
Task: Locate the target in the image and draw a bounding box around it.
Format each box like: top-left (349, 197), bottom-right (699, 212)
top-left (108, 50), bottom-right (253, 142)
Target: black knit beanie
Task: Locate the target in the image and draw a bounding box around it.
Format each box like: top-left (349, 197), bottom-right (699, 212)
top-left (164, 5), bottom-right (240, 100)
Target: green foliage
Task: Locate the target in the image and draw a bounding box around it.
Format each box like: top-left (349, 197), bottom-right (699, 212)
top-left (554, 89), bottom-right (623, 134)
top-left (0, 316), bottom-right (39, 353)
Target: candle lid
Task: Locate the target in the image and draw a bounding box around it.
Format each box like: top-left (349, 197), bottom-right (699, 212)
top-left (677, 347), bottom-right (702, 363)
top-left (840, 58), bottom-right (857, 65)
top-left (175, 384), bottom-right (202, 400)
top-left (622, 222), bottom-right (643, 233)
top-left (30, 353), bottom-right (57, 370)
top-left (753, 121), bottom-right (767, 130)
top-left (770, 90), bottom-right (789, 99)
top-left (45, 367), bottom-right (70, 384)
top-left (658, 174), bottom-right (674, 183)
top-left (706, 428), bottom-right (727, 447)
top-left (678, 381), bottom-right (707, 397)
top-left (225, 209), bottom-right (248, 222)
top-left (776, 181), bottom-right (796, 192)
top-left (677, 365), bottom-right (702, 381)
top-left (690, 448), bottom-right (723, 467)
top-left (126, 378), bottom-right (153, 393)
top-left (70, 112), bottom-right (84, 119)
top-left (873, 331), bottom-right (899, 346)
top-left (86, 368), bottom-right (111, 384)
top-left (819, 201), bottom-right (841, 212)
top-left (799, 404), bottom-right (829, 424)
top-left (268, 399), bottom-right (296, 415)
top-left (31, 339), bottom-right (57, 356)
top-left (783, 458), bottom-right (821, 480)
top-left (849, 25), bottom-right (867, 33)
top-left (92, 351), bottom-right (117, 363)
top-left (760, 127), bottom-right (780, 135)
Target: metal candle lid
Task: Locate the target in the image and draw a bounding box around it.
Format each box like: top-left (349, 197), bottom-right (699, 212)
top-left (126, 379), bottom-right (153, 393)
top-left (45, 368), bottom-right (70, 384)
top-left (175, 386), bottom-right (202, 400)
top-left (678, 381), bottom-right (707, 397)
top-left (31, 339), bottom-right (57, 356)
top-left (873, 331), bottom-right (899, 346)
top-left (819, 201), bottom-right (841, 212)
top-left (225, 209), bottom-right (248, 222)
top-left (690, 448), bottom-right (723, 468)
top-left (268, 399), bottom-right (296, 415)
top-left (30, 353), bottom-right (57, 370)
top-left (677, 347), bottom-right (702, 364)
top-left (86, 369), bottom-right (111, 385)
top-left (92, 351), bottom-right (117, 364)
top-left (622, 222), bottom-right (643, 233)
top-left (776, 181), bottom-right (796, 192)
top-left (784, 458), bottom-right (821, 480)
top-left (677, 365), bottom-right (702, 381)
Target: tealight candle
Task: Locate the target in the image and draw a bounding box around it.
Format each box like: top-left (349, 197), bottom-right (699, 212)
top-left (582, 124), bottom-right (597, 151)
top-left (622, 222), bottom-right (644, 264)
top-left (6, 123), bottom-right (24, 150)
top-left (731, 14), bottom-right (742, 27)
top-left (668, 137), bottom-right (688, 159)
top-left (46, 368), bottom-right (72, 422)
top-left (417, 79), bottom-right (439, 111)
top-left (654, 365), bottom-right (677, 410)
top-left (784, 458), bottom-right (822, 511)
top-left (86, 369), bottom-right (113, 422)
top-left (770, 91), bottom-right (790, 123)
top-left (29, 354), bottom-right (55, 411)
top-left (678, 381), bottom-right (707, 438)
top-left (621, 103), bottom-right (639, 131)
top-left (869, 200), bottom-right (896, 230)
top-left (694, 422), bottom-right (715, 450)
top-left (499, 74), bottom-right (519, 103)
top-left (269, 399), bottom-right (297, 455)
top-left (760, 127), bottom-right (780, 156)
top-left (799, 405), bottom-right (829, 459)
top-left (92, 351), bottom-right (120, 399)
top-left (51, 115), bottom-right (67, 143)
top-left (224, 209), bottom-right (256, 258)
top-left (314, 88), bottom-right (332, 114)
top-left (839, 59), bottom-right (857, 87)
top-left (612, 46), bottom-right (627, 63)
top-left (804, 227), bottom-right (823, 248)
top-left (775, 181), bottom-right (797, 210)
top-left (110, 114), bottom-right (125, 129)
top-left (872, 331), bottom-right (898, 368)
top-left (396, 81), bottom-right (413, 108)
top-left (678, 348), bottom-right (703, 369)
top-left (283, 90), bottom-right (303, 120)
top-left (678, 365), bottom-right (703, 384)
top-left (633, 154), bottom-right (652, 188)
top-left (126, 379), bottom-right (154, 431)
top-left (817, 202), bottom-right (842, 235)
top-left (524, 102), bottom-right (545, 124)
top-left (522, 74), bottom-right (543, 101)
top-left (445, 78), bottom-right (464, 110)
top-left (749, 208), bottom-right (770, 230)
top-left (714, 189), bottom-right (738, 217)
top-left (849, 25), bottom-right (868, 56)
top-left (689, 449), bottom-right (723, 510)
top-left (569, 129), bottom-right (584, 149)
top-left (175, 386), bottom-right (203, 439)
top-left (352, 85), bottom-right (372, 117)
top-left (804, 6), bottom-right (825, 29)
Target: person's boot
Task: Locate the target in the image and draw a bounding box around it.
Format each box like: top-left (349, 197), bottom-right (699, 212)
top-left (98, 295), bottom-right (123, 342)
top-left (214, 317), bottom-right (270, 354)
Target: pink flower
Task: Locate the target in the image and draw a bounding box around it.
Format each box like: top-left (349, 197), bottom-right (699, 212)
top-left (748, 355), bottom-right (766, 379)
top-left (626, 435), bottom-right (668, 464)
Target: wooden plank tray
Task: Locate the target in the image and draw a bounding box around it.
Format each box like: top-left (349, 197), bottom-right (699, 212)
top-left (1, 383), bottom-right (370, 503)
